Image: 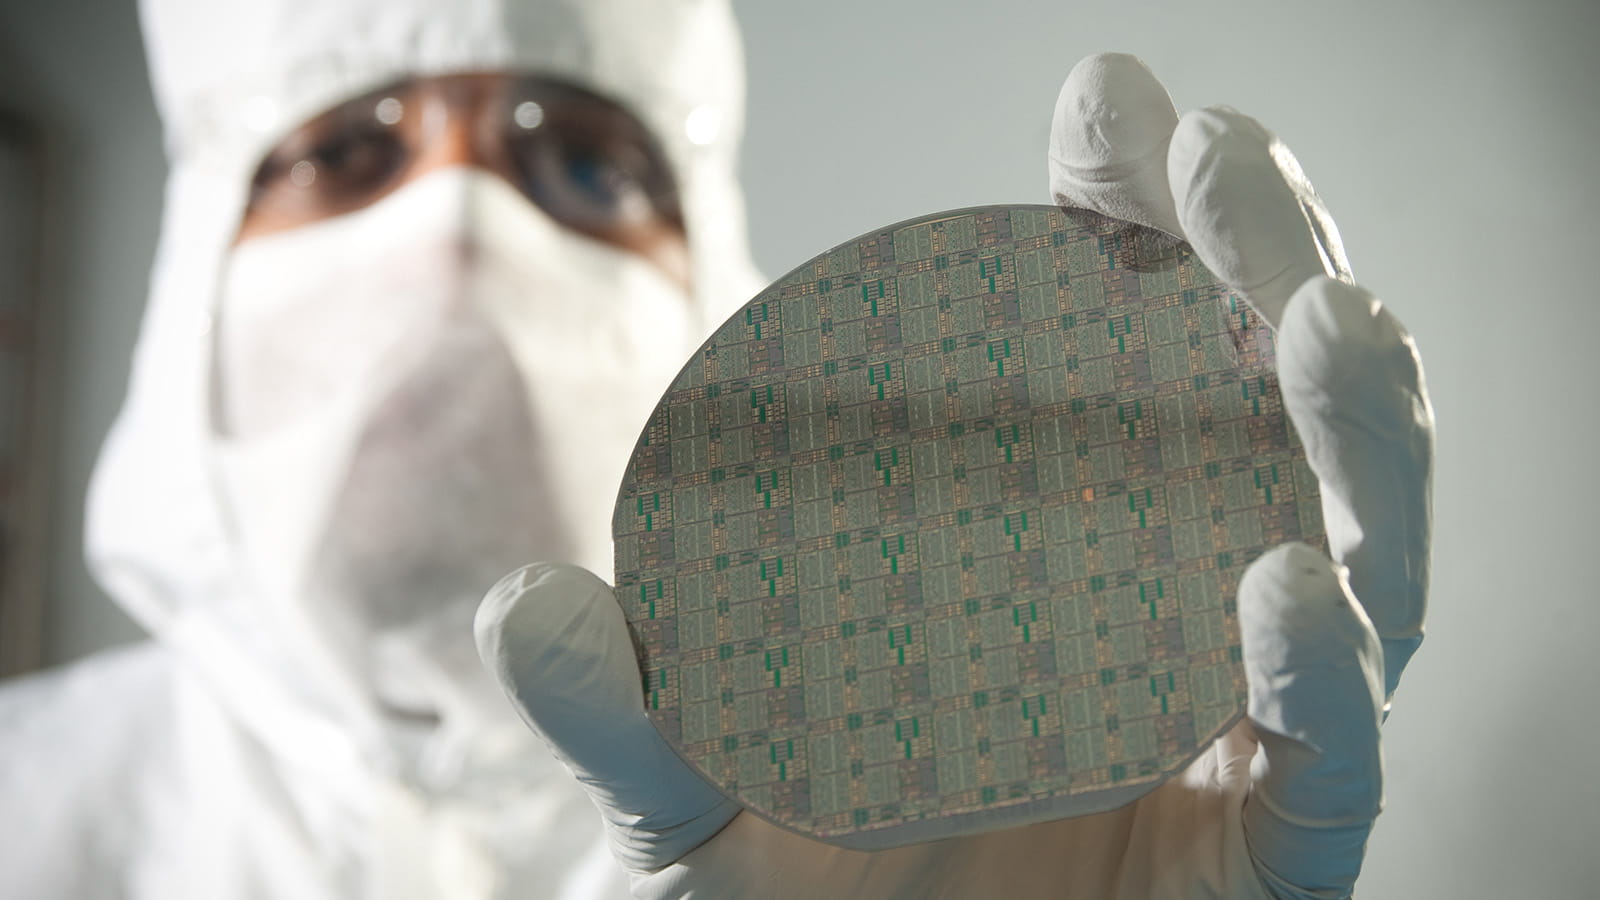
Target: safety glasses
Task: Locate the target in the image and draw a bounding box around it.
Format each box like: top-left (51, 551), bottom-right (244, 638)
top-left (237, 73), bottom-right (686, 263)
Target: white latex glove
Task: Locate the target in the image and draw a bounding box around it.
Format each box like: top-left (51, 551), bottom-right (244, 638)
top-left (477, 53), bottom-right (1434, 900)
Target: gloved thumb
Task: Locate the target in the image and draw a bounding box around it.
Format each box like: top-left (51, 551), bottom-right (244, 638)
top-left (475, 562), bottom-right (741, 872)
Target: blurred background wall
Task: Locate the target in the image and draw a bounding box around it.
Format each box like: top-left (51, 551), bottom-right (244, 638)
top-left (0, 0), bottom-right (1596, 895)
top-left (0, 0), bottom-right (159, 665)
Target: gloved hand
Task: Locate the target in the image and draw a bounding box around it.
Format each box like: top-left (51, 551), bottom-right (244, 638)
top-left (476, 53), bottom-right (1434, 900)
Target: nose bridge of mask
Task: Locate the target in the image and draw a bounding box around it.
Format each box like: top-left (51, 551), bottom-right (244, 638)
top-left (466, 168), bottom-right (697, 361)
top-left (465, 172), bottom-right (704, 578)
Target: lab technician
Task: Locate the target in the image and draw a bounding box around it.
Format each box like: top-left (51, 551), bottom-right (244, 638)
top-left (0, 0), bottom-right (1433, 896)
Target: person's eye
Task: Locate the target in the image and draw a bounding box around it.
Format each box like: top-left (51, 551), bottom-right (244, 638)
top-left (302, 128), bottom-right (407, 200)
top-left (510, 120), bottom-right (680, 239)
top-left (554, 142), bottom-right (649, 222)
top-left (248, 125), bottom-right (407, 215)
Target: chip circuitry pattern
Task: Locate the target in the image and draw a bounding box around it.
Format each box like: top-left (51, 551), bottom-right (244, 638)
top-left (613, 205), bottom-right (1324, 847)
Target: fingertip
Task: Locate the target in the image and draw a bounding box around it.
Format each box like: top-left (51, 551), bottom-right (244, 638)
top-left (1167, 105), bottom-right (1348, 328)
top-left (1239, 543), bottom-right (1384, 814)
top-left (1052, 52), bottom-right (1176, 167)
top-left (1167, 105), bottom-right (1266, 216)
top-left (1048, 51), bottom-right (1181, 236)
top-left (475, 564), bottom-right (533, 669)
top-left (1238, 543), bottom-right (1377, 675)
top-left (476, 563), bottom-right (609, 668)
top-left (475, 561), bottom-right (642, 719)
top-left (1277, 276), bottom-right (1429, 419)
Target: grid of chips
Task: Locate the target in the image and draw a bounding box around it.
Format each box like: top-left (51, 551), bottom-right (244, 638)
top-left (613, 206), bottom-right (1324, 848)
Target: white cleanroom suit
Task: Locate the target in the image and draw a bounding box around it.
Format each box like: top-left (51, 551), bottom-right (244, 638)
top-left (0, 0), bottom-right (1434, 889)
top-left (0, 0), bottom-right (760, 897)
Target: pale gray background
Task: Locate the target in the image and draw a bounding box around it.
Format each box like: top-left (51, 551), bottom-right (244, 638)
top-left (2, 0), bottom-right (1596, 896)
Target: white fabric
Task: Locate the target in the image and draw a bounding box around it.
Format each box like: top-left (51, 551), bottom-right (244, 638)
top-left (0, 0), bottom-right (763, 897)
top-left (476, 53), bottom-right (1434, 899)
top-left (209, 168), bottom-right (702, 739)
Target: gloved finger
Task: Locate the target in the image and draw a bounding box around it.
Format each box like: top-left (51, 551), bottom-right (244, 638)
top-left (1238, 542), bottom-right (1385, 898)
top-left (474, 562), bottom-right (739, 872)
top-left (1167, 106), bottom-right (1354, 328)
top-left (1276, 277), bottom-right (1433, 702)
top-left (1048, 52), bottom-right (1183, 237)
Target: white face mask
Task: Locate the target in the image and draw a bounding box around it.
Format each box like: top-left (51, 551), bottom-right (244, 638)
top-left (210, 168), bottom-right (699, 729)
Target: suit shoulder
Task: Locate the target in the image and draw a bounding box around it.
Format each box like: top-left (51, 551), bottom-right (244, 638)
top-left (0, 640), bottom-right (179, 742)
top-left (0, 642), bottom-right (182, 895)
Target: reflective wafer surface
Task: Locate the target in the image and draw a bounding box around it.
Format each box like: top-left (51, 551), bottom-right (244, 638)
top-left (613, 206), bottom-right (1324, 848)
